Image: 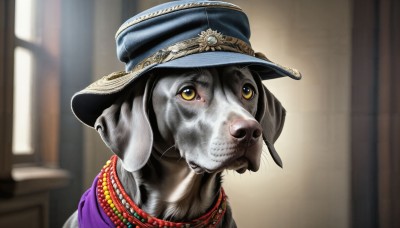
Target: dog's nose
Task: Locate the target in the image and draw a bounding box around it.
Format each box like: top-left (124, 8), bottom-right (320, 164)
top-left (230, 119), bottom-right (262, 144)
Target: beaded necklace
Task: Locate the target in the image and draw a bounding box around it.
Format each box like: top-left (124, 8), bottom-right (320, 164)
top-left (97, 155), bottom-right (228, 228)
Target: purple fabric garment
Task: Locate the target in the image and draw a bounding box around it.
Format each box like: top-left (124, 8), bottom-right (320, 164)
top-left (78, 176), bottom-right (114, 228)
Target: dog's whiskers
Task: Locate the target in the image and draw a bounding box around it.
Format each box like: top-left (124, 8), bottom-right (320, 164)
top-left (176, 156), bottom-right (184, 163)
top-left (160, 144), bottom-right (177, 158)
top-left (260, 147), bottom-right (270, 167)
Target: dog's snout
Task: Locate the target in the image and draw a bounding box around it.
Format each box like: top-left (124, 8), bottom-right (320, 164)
top-left (229, 119), bottom-right (262, 144)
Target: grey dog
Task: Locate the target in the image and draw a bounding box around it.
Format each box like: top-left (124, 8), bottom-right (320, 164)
top-left (64, 65), bottom-right (285, 227)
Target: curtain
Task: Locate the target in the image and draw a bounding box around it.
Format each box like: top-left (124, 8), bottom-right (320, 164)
top-left (351, 0), bottom-right (400, 227)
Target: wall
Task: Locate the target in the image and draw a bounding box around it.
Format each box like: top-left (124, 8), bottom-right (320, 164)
top-left (224, 0), bottom-right (351, 227)
top-left (83, 0), bottom-right (124, 188)
top-left (50, 0), bottom-right (95, 226)
top-left (85, 0), bottom-right (352, 227)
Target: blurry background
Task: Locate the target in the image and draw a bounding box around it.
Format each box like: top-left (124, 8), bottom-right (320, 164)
top-left (0, 0), bottom-right (398, 228)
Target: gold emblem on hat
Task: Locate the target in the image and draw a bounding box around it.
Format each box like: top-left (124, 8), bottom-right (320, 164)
top-left (199, 29), bottom-right (224, 51)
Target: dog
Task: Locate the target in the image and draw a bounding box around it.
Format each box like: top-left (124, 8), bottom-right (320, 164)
top-left (64, 65), bottom-right (286, 227)
top-left (65, 1), bottom-right (301, 227)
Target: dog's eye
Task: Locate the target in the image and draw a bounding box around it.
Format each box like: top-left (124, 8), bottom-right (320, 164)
top-left (242, 84), bottom-right (255, 100)
top-left (180, 87), bottom-right (197, 101)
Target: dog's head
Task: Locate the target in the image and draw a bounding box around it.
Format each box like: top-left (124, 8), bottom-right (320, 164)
top-left (95, 65), bottom-right (285, 173)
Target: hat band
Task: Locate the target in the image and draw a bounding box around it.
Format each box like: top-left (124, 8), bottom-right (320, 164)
top-left (130, 28), bottom-right (256, 73)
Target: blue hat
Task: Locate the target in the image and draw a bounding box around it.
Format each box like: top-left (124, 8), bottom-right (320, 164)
top-left (72, 0), bottom-right (301, 127)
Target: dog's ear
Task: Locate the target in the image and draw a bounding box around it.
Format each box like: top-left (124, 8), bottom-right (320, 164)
top-left (94, 77), bottom-right (154, 172)
top-left (255, 78), bottom-right (286, 168)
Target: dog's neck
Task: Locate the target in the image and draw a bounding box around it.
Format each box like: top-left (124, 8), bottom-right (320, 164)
top-left (116, 151), bottom-right (222, 222)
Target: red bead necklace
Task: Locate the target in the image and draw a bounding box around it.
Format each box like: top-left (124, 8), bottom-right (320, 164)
top-left (97, 155), bottom-right (228, 228)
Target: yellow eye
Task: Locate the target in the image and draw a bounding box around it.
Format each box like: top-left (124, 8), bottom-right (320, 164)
top-left (242, 84), bottom-right (255, 100)
top-left (180, 87), bottom-right (197, 101)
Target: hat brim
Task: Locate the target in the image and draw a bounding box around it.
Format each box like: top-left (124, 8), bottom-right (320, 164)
top-left (71, 51), bottom-right (301, 127)
top-left (159, 52), bottom-right (301, 80)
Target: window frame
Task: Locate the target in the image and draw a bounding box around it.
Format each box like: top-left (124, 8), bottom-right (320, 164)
top-left (0, 0), bottom-right (61, 176)
top-left (0, 0), bottom-right (15, 179)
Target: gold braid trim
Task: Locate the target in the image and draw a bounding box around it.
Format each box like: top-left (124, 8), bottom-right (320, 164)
top-left (131, 29), bottom-right (255, 73)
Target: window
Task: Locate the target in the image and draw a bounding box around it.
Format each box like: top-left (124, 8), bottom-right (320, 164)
top-left (0, 0), bottom-right (61, 170)
top-left (13, 0), bottom-right (36, 156)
